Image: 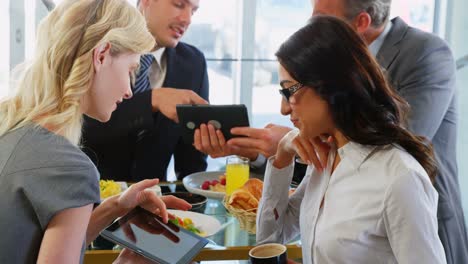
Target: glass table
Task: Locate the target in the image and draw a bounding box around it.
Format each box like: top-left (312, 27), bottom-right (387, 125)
top-left (84, 182), bottom-right (302, 263)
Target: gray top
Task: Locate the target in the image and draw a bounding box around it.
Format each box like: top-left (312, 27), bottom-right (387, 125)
top-left (0, 124), bottom-right (100, 263)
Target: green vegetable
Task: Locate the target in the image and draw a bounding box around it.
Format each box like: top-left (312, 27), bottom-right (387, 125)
top-left (169, 219), bottom-right (179, 226)
top-left (186, 224), bottom-right (200, 234)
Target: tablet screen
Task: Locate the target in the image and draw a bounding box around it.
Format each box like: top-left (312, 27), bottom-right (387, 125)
top-left (100, 207), bottom-right (208, 264)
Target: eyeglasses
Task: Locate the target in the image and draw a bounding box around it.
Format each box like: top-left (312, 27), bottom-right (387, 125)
top-left (279, 82), bottom-right (304, 101)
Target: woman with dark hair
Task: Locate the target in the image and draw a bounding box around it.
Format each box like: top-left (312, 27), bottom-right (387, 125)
top-left (256, 16), bottom-right (446, 263)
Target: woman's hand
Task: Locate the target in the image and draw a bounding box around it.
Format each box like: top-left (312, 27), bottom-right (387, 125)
top-left (295, 134), bottom-right (333, 173)
top-left (273, 129), bottom-right (300, 168)
top-left (274, 130), bottom-right (333, 172)
top-left (117, 179), bottom-right (191, 223)
top-left (86, 179), bottom-right (191, 245)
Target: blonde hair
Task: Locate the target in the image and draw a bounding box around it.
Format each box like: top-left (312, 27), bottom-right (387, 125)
top-left (0, 0), bottom-right (155, 145)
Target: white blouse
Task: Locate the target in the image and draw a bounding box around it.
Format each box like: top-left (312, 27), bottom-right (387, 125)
top-left (256, 142), bottom-right (446, 264)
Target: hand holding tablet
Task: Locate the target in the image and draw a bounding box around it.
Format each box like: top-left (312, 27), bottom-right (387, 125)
top-left (176, 104), bottom-right (250, 144)
top-left (101, 207), bottom-right (208, 264)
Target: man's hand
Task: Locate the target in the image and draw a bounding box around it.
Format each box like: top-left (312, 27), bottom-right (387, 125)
top-left (151, 88), bottom-right (208, 122)
top-left (227, 124), bottom-right (293, 158)
top-left (193, 124), bottom-right (258, 160)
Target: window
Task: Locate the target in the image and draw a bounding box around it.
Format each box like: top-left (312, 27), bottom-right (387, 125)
top-left (180, 0), bottom-right (241, 171)
top-left (457, 61), bottom-right (468, 225)
top-left (252, 0), bottom-right (311, 129)
top-left (181, 0), bottom-right (239, 106)
top-left (391, 0), bottom-right (435, 32)
top-left (448, 0), bottom-right (468, 225)
top-left (0, 1), bottom-right (10, 99)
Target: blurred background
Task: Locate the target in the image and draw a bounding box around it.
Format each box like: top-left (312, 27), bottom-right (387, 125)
top-left (1, 0), bottom-right (468, 224)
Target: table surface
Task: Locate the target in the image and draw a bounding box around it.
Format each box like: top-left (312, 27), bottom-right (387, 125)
top-left (84, 182), bottom-right (302, 263)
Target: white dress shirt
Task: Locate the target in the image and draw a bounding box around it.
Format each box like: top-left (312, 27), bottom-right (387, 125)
top-left (148, 48), bottom-right (167, 89)
top-left (369, 20), bottom-right (393, 56)
top-left (256, 142), bottom-right (446, 264)
top-left (250, 153), bottom-right (267, 168)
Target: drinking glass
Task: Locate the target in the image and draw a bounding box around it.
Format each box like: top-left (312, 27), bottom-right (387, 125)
top-left (225, 156), bottom-right (250, 195)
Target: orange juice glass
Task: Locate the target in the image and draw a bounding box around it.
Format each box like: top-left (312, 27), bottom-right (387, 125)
top-left (226, 156), bottom-right (250, 195)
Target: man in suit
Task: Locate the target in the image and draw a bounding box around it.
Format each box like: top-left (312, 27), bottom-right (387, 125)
top-left (195, 0), bottom-right (468, 261)
top-left (82, 0), bottom-right (209, 182)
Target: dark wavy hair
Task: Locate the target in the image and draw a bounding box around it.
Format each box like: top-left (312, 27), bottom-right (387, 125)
top-left (276, 15), bottom-right (437, 181)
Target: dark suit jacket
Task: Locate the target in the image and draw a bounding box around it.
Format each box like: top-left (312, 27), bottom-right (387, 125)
top-left (81, 42), bottom-right (209, 182)
top-left (377, 17), bottom-right (468, 263)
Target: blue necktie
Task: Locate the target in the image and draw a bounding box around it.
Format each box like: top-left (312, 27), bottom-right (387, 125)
top-left (133, 54), bottom-right (155, 94)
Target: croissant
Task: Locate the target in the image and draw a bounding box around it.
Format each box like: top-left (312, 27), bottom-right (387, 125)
top-left (228, 189), bottom-right (259, 211)
top-left (241, 178), bottom-right (263, 201)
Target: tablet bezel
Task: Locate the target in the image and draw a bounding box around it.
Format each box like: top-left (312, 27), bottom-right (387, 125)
top-left (176, 104), bottom-right (250, 144)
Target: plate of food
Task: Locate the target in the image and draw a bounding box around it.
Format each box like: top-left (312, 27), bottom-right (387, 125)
top-left (167, 209), bottom-right (221, 237)
top-left (182, 171), bottom-right (227, 200)
top-left (100, 180), bottom-right (128, 200)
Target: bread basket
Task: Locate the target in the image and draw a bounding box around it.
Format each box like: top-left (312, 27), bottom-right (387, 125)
top-left (223, 195), bottom-right (257, 234)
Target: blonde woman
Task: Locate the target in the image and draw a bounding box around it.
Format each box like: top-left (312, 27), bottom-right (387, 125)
top-left (0, 0), bottom-right (190, 263)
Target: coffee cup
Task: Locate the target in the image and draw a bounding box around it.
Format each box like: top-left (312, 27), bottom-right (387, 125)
top-left (249, 243), bottom-right (287, 264)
